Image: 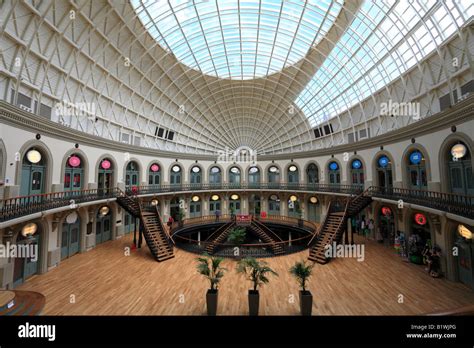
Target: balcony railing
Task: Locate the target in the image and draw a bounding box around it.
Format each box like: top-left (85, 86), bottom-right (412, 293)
top-left (0, 188), bottom-right (120, 222)
top-left (368, 186), bottom-right (473, 219)
top-left (0, 183), bottom-right (472, 223)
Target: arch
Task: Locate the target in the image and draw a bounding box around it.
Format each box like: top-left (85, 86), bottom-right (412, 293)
top-left (438, 132), bottom-right (474, 194)
top-left (372, 150), bottom-right (397, 187)
top-left (247, 163), bottom-right (262, 186)
top-left (324, 158), bottom-right (342, 184)
top-left (58, 210), bottom-right (83, 260)
top-left (347, 155), bottom-right (366, 188)
top-left (11, 218), bottom-right (49, 286)
top-left (228, 163), bottom-right (244, 184)
top-left (123, 157), bottom-right (143, 186)
top-left (265, 163), bottom-right (282, 183)
top-left (146, 159), bottom-right (164, 185)
top-left (94, 154), bottom-right (118, 186)
top-left (304, 161), bottom-right (320, 184)
top-left (208, 163), bottom-right (224, 184)
top-left (60, 148), bottom-right (90, 189)
top-left (169, 162), bottom-right (185, 184)
top-left (189, 163), bottom-right (205, 184)
top-left (15, 139), bottom-right (54, 194)
top-left (285, 162), bottom-right (300, 183)
top-left (401, 143), bottom-right (431, 189)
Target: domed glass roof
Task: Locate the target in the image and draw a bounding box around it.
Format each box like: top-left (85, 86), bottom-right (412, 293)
top-left (131, 0), bottom-right (344, 79)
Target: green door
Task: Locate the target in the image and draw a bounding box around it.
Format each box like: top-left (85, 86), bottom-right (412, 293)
top-left (64, 167), bottom-right (83, 191)
top-left (124, 212), bottom-right (136, 234)
top-left (96, 214), bottom-right (111, 244)
top-left (13, 234), bottom-right (39, 287)
top-left (189, 201), bottom-right (202, 218)
top-left (21, 165), bottom-right (45, 196)
top-left (61, 220), bottom-right (80, 259)
top-left (229, 200), bottom-right (241, 214)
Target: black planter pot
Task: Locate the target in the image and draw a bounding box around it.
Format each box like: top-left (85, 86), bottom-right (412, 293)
top-left (206, 289), bottom-right (218, 316)
top-left (248, 290), bottom-right (259, 316)
top-left (299, 290), bottom-right (313, 316)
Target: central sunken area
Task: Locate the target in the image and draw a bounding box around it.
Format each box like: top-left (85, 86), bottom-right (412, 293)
top-left (172, 217), bottom-right (316, 258)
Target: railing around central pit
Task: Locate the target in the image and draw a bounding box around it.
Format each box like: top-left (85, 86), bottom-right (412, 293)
top-left (170, 215), bottom-right (319, 258)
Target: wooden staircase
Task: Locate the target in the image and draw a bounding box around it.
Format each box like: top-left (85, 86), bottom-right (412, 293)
top-left (116, 195), bottom-right (140, 217)
top-left (205, 221), bottom-right (235, 254)
top-left (116, 193), bottom-right (174, 262)
top-left (139, 205), bottom-right (175, 262)
top-left (308, 191), bottom-right (372, 264)
top-left (250, 220), bottom-right (284, 255)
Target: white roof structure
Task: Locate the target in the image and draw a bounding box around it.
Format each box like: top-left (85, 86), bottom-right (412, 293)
top-left (1, 0), bottom-right (473, 155)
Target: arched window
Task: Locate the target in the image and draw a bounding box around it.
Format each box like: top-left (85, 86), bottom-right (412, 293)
top-left (98, 158), bottom-right (114, 195)
top-left (288, 195), bottom-right (300, 218)
top-left (376, 155), bottom-right (393, 190)
top-left (229, 166), bottom-right (241, 185)
top-left (249, 194), bottom-right (261, 215)
top-left (170, 165), bottom-right (182, 187)
top-left (125, 161), bottom-right (140, 189)
top-left (407, 150), bottom-right (427, 190)
top-left (21, 148), bottom-right (46, 196)
top-left (189, 195), bottom-right (202, 218)
top-left (268, 166), bottom-right (280, 187)
top-left (307, 196), bottom-right (320, 222)
top-left (148, 163), bottom-right (161, 186)
top-left (447, 142), bottom-right (473, 195)
top-left (287, 165), bottom-right (299, 186)
top-left (248, 166), bottom-right (260, 187)
top-left (64, 154), bottom-right (84, 191)
top-left (96, 206), bottom-right (112, 244)
top-left (190, 166), bottom-right (202, 185)
top-left (268, 194), bottom-right (280, 215)
top-left (13, 222), bottom-right (41, 287)
top-left (307, 163), bottom-right (319, 185)
top-left (209, 166), bottom-right (222, 186)
top-left (209, 194), bottom-right (221, 214)
top-left (229, 193), bottom-right (241, 214)
top-left (170, 197), bottom-right (182, 220)
top-left (350, 159), bottom-right (364, 189)
top-left (61, 213), bottom-right (81, 259)
top-left (327, 161), bottom-right (340, 185)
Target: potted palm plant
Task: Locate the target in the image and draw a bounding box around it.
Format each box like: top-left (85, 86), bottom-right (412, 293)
top-left (236, 257), bottom-right (278, 316)
top-left (289, 261), bottom-right (313, 316)
top-left (196, 254), bottom-right (227, 316)
top-left (227, 226), bottom-right (246, 245)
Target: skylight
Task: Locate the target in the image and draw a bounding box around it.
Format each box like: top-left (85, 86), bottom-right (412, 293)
top-left (296, 0), bottom-right (474, 127)
top-left (132, 0), bottom-right (344, 80)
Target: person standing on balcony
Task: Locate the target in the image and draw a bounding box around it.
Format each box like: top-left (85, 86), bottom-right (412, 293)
top-left (215, 209), bottom-right (221, 222)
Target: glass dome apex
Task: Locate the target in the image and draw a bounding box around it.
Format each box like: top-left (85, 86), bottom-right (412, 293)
top-left (132, 0), bottom-right (344, 80)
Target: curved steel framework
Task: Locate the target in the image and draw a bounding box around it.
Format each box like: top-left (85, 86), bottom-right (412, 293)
top-left (0, 0), bottom-right (472, 155)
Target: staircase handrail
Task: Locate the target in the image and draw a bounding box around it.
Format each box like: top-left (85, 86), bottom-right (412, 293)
top-left (252, 219), bottom-right (283, 241)
top-left (204, 221), bottom-right (235, 242)
top-left (155, 205), bottom-right (174, 245)
top-left (307, 200), bottom-right (332, 246)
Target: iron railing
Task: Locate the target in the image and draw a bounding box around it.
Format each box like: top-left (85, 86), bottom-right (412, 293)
top-left (1, 184), bottom-right (472, 222)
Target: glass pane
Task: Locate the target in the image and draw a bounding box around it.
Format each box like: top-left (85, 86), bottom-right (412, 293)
top-left (64, 173), bottom-right (71, 188)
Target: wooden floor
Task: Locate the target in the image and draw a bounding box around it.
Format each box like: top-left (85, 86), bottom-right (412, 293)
top-left (17, 234), bottom-right (474, 315)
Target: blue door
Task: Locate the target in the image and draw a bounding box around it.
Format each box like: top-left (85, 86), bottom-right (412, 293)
top-left (61, 219), bottom-right (80, 259)
top-left (13, 234), bottom-right (39, 288)
top-left (21, 164), bottom-right (45, 196)
top-left (96, 214), bottom-right (111, 244)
